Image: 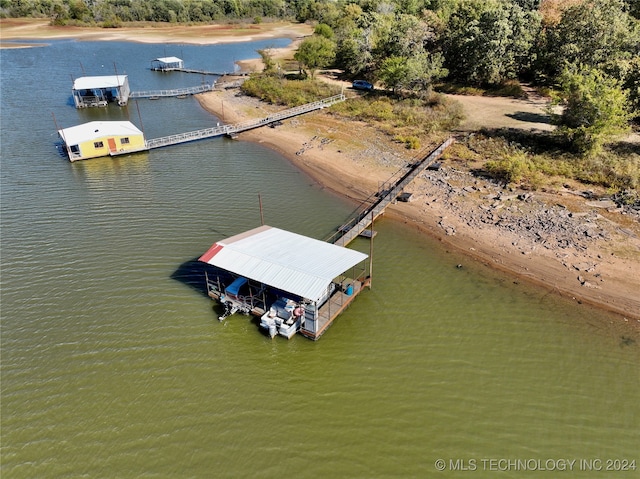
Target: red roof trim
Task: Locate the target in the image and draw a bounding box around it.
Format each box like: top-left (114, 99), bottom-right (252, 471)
top-left (198, 243), bottom-right (224, 263)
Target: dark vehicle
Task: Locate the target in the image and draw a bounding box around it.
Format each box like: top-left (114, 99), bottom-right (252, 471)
top-left (352, 80), bottom-right (374, 91)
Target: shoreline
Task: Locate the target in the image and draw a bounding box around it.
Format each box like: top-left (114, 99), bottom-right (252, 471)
top-left (197, 87), bottom-right (640, 325)
top-left (4, 20), bottom-right (639, 325)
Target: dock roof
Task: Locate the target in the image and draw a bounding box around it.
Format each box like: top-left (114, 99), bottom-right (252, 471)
top-left (73, 75), bottom-right (127, 90)
top-left (198, 225), bottom-right (368, 302)
top-left (58, 121), bottom-right (143, 145)
top-left (153, 56), bottom-right (182, 64)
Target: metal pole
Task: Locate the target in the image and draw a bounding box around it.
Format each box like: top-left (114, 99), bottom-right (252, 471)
top-left (135, 100), bottom-right (145, 137)
top-left (369, 210), bottom-right (374, 289)
top-left (259, 193), bottom-right (264, 226)
top-left (53, 112), bottom-right (70, 158)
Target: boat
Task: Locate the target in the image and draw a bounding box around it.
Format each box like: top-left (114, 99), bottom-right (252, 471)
top-left (259, 298), bottom-right (306, 339)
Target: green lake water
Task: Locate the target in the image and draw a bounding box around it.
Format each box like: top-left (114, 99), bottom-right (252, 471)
top-left (1, 39), bottom-right (638, 478)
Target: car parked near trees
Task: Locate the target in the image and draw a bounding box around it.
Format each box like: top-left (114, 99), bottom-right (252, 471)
top-left (352, 80), bottom-right (374, 91)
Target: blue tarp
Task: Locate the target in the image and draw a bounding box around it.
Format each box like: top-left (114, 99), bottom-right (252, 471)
top-left (225, 277), bottom-right (248, 296)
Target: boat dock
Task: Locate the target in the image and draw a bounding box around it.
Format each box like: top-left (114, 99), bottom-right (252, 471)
top-left (300, 278), bottom-right (367, 340)
top-left (136, 94), bottom-right (345, 152)
top-left (151, 66), bottom-right (248, 76)
top-left (330, 138), bottom-right (455, 247)
top-left (129, 83), bottom-right (214, 99)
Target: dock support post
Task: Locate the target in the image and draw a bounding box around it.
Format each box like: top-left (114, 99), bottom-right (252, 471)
top-left (368, 210), bottom-right (374, 289)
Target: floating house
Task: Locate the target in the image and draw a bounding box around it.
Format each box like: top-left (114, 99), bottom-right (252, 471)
top-left (198, 225), bottom-right (369, 340)
top-left (151, 57), bottom-right (184, 71)
top-left (72, 75), bottom-right (130, 108)
top-left (58, 121), bottom-right (147, 161)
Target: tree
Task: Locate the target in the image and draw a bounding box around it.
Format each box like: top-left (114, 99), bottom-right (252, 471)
top-left (622, 56), bottom-right (640, 122)
top-left (405, 51), bottom-right (448, 96)
top-left (538, 0), bottom-right (639, 81)
top-left (377, 56), bottom-right (410, 94)
top-left (550, 67), bottom-right (632, 155)
top-left (294, 35), bottom-right (336, 78)
top-left (314, 23), bottom-right (334, 39)
top-left (443, 0), bottom-right (541, 85)
top-left (257, 48), bottom-right (278, 74)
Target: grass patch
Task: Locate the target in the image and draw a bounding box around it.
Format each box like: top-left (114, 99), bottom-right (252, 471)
top-left (463, 133), bottom-right (639, 192)
top-left (242, 74), bottom-right (465, 138)
top-left (330, 93), bottom-right (464, 137)
top-left (241, 74), bottom-right (341, 106)
top-left (436, 80), bottom-right (526, 99)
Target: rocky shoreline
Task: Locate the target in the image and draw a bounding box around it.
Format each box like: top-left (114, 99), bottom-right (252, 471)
top-left (197, 85), bottom-right (640, 324)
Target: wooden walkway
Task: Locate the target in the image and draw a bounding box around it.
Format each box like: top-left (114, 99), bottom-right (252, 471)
top-left (139, 94), bottom-right (345, 152)
top-left (331, 137), bottom-right (455, 247)
top-left (129, 83), bottom-right (213, 99)
top-left (300, 279), bottom-right (364, 340)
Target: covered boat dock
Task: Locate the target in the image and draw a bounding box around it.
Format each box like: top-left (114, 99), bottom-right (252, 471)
top-left (198, 225), bottom-right (369, 340)
top-left (151, 56), bottom-right (184, 71)
top-left (72, 75), bottom-right (130, 107)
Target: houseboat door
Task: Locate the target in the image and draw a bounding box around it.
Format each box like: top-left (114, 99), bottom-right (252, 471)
top-left (107, 138), bottom-right (117, 153)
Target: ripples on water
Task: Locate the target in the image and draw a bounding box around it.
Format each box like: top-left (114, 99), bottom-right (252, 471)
top-left (1, 40), bottom-right (639, 478)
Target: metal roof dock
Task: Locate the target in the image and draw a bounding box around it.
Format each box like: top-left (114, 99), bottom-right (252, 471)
top-left (151, 57), bottom-right (184, 71)
top-left (198, 225), bottom-right (370, 340)
top-left (72, 75), bottom-right (130, 107)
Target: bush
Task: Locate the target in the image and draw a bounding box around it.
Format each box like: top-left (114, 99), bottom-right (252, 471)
top-left (467, 133), bottom-right (639, 191)
top-left (485, 149), bottom-right (534, 184)
top-left (241, 74), bottom-right (340, 106)
top-left (394, 135), bottom-right (421, 149)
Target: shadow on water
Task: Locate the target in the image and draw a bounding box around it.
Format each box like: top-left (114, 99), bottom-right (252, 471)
top-left (171, 257), bottom-right (210, 297)
top-left (171, 258), bottom-right (268, 327)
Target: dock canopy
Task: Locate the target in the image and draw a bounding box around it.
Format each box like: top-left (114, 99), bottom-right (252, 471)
top-left (151, 57), bottom-right (184, 70)
top-left (198, 225), bottom-right (368, 303)
top-left (73, 75), bottom-right (127, 91)
top-left (72, 75), bottom-right (130, 107)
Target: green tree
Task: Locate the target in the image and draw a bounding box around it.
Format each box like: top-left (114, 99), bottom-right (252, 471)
top-left (314, 23), bottom-right (334, 39)
top-left (257, 48), bottom-right (278, 74)
top-left (405, 51), bottom-right (448, 96)
top-left (68, 0), bottom-right (91, 21)
top-left (622, 56), bottom-right (640, 121)
top-left (551, 67), bottom-right (632, 155)
top-left (294, 35), bottom-right (336, 78)
top-left (537, 0), bottom-right (639, 82)
top-left (378, 56), bottom-right (410, 94)
top-left (443, 0), bottom-right (541, 85)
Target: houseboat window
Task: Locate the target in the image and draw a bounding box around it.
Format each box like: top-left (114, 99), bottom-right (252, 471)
top-left (70, 145), bottom-right (80, 153)
top-left (94, 141), bottom-right (104, 148)
top-left (120, 137), bottom-right (130, 145)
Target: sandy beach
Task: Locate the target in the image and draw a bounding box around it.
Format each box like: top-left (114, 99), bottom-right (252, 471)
top-left (3, 19), bottom-right (639, 324)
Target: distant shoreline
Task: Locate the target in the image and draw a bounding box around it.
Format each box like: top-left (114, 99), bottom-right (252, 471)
top-left (5, 18), bottom-right (638, 325)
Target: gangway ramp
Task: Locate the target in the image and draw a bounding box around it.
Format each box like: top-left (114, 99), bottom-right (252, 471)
top-left (130, 83), bottom-right (214, 99)
top-left (331, 138), bottom-right (455, 247)
top-left (142, 94), bottom-right (345, 151)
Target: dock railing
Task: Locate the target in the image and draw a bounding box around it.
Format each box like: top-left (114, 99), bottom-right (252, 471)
top-left (144, 94), bottom-right (345, 151)
top-left (330, 137), bottom-right (455, 247)
top-left (130, 83), bottom-right (214, 99)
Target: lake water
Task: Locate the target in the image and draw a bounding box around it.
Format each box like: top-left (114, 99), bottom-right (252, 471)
top-left (1, 39), bottom-right (638, 478)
